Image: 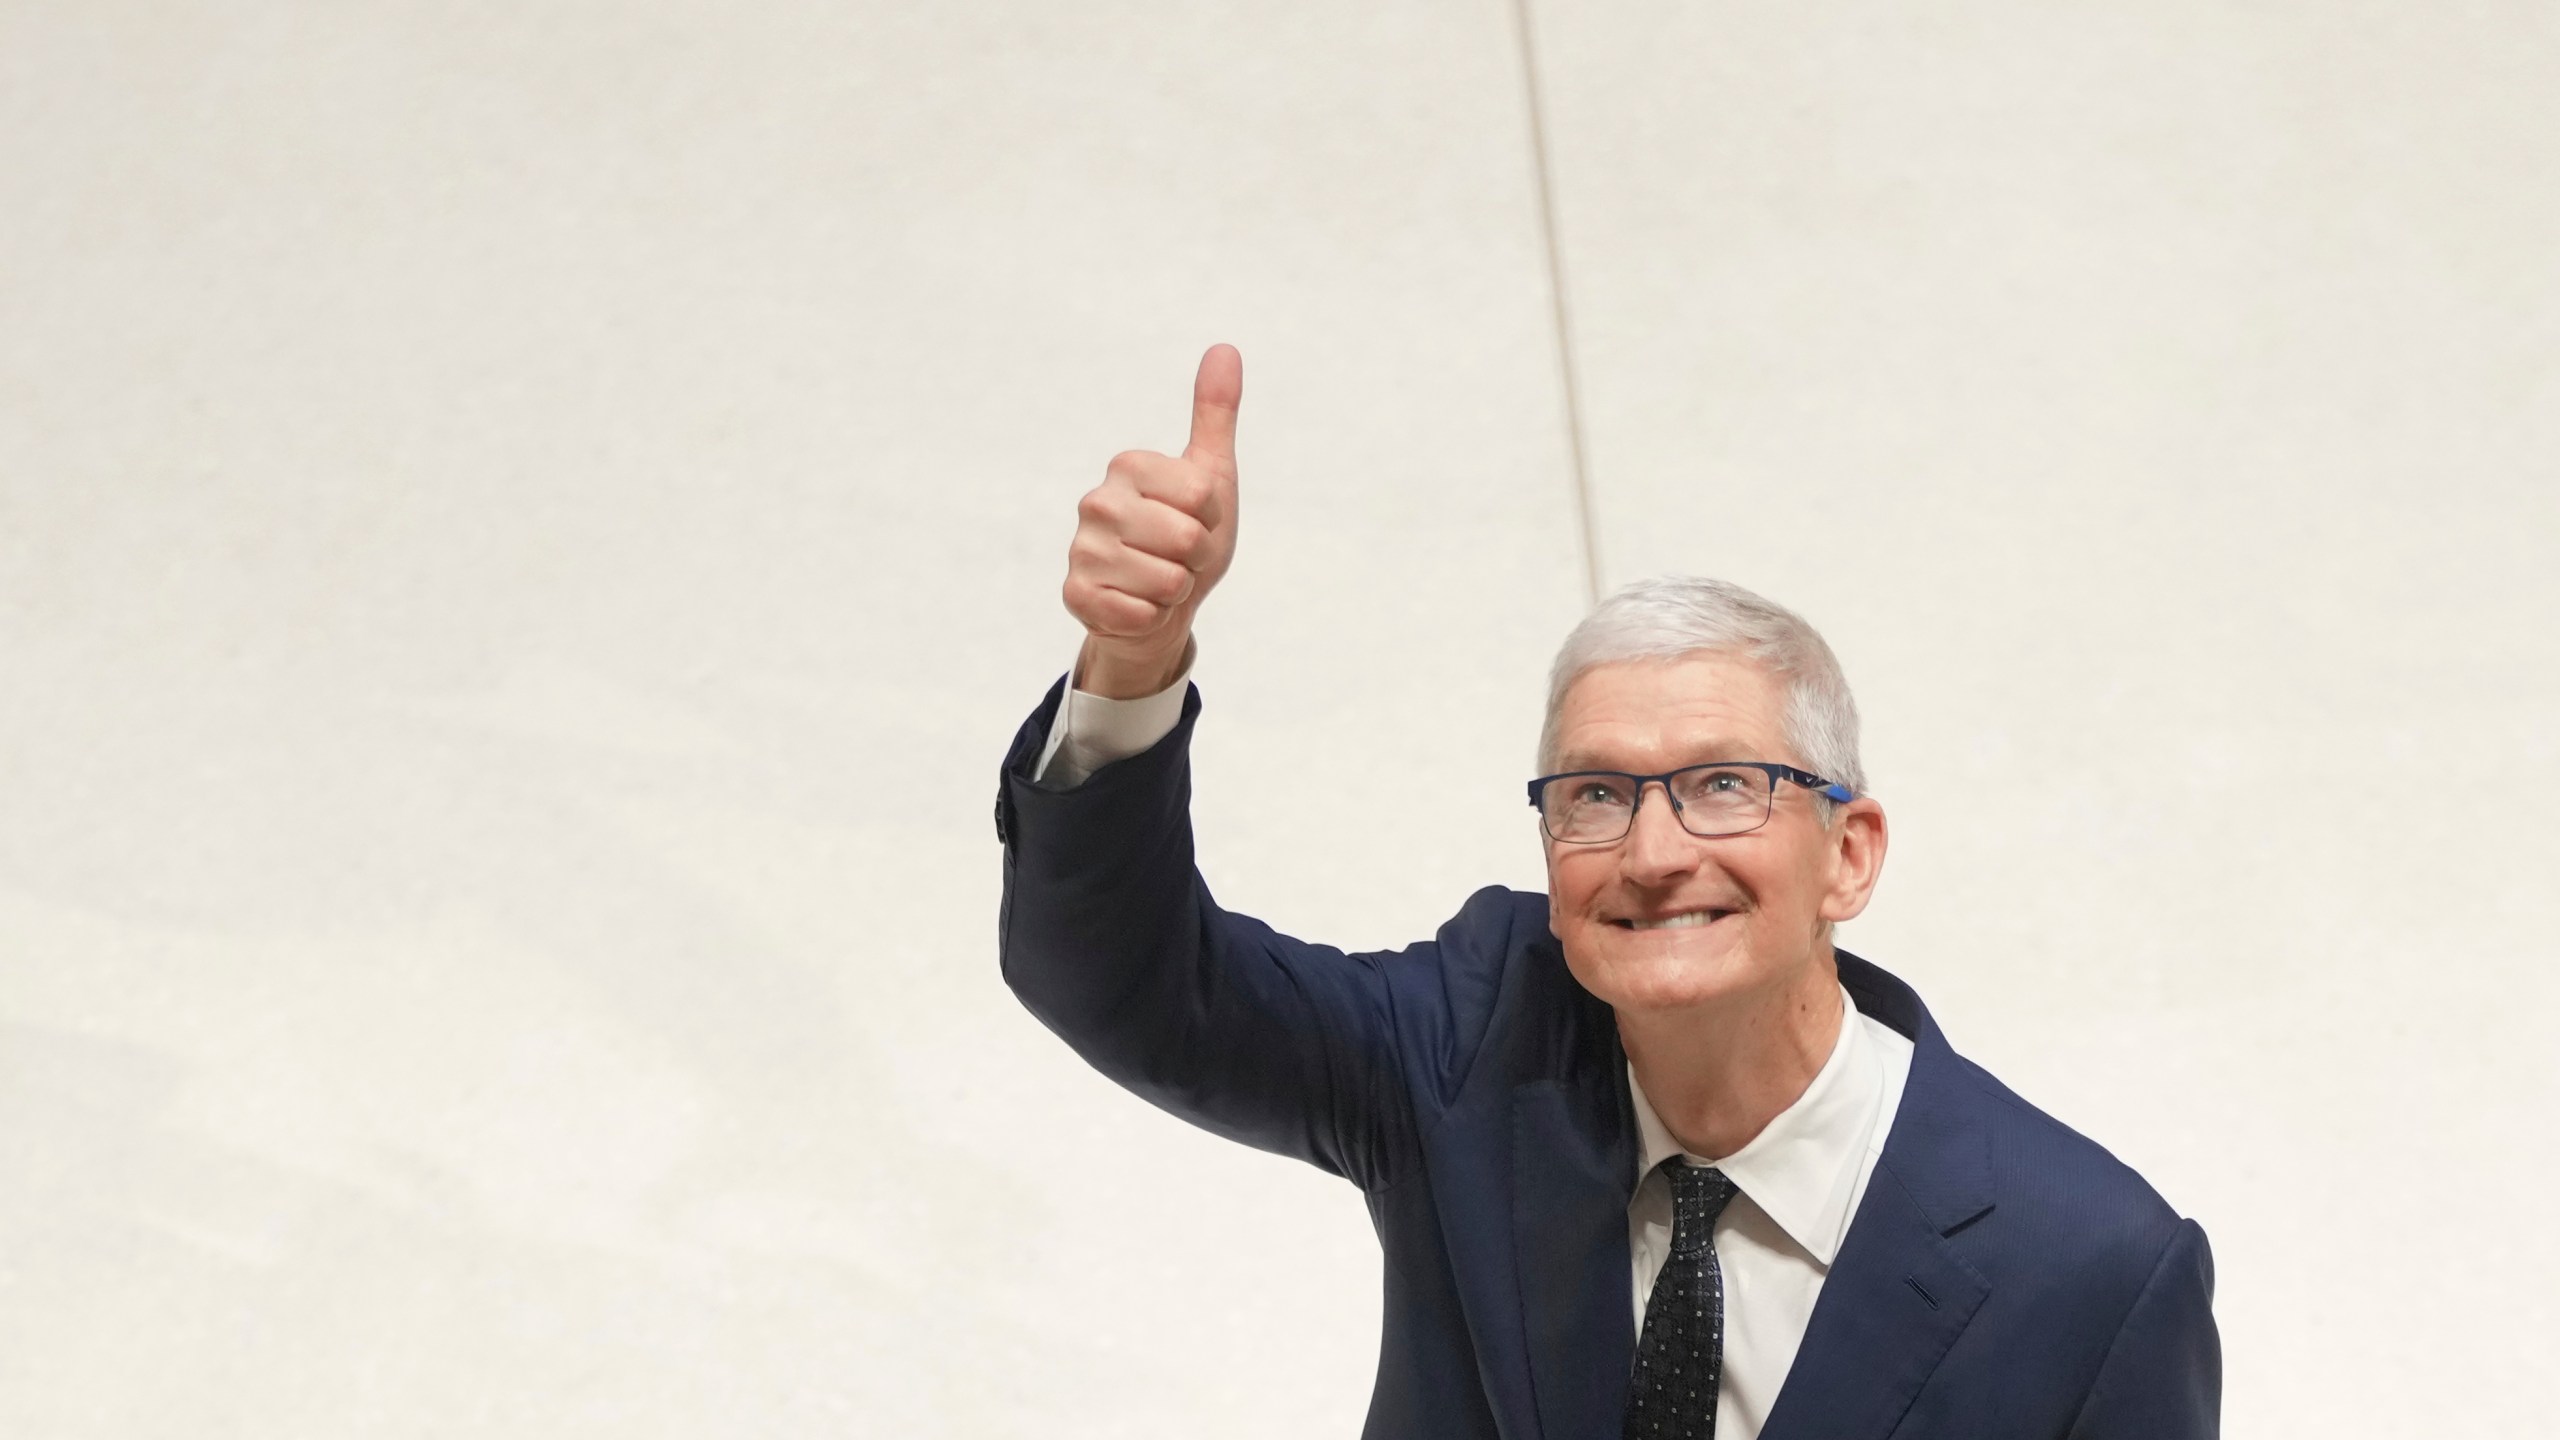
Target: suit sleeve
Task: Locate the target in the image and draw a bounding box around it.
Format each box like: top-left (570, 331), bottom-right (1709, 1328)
top-left (2065, 1218), bottom-right (2222, 1439)
top-left (994, 679), bottom-right (1452, 1192)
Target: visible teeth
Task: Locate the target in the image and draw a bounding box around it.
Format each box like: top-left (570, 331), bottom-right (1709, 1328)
top-left (1629, 911), bottom-right (1718, 931)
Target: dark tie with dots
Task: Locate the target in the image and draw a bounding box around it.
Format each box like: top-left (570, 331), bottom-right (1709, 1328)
top-left (1624, 1161), bottom-right (1741, 1439)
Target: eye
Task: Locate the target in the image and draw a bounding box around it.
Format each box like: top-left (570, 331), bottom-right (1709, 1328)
top-left (1671, 766), bottom-right (1762, 806)
top-left (1573, 780), bottom-right (1630, 806)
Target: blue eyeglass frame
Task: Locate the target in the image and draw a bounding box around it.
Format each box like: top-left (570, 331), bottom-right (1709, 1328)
top-left (1525, 762), bottom-right (1857, 842)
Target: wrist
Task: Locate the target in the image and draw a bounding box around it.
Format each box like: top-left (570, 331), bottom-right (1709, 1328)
top-left (1076, 633), bottom-right (1194, 700)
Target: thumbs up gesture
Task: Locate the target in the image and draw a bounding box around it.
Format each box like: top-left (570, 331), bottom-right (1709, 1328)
top-left (1062, 344), bottom-right (1243, 698)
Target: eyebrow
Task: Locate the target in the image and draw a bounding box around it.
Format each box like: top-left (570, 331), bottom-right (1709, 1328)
top-left (1550, 742), bottom-right (1763, 774)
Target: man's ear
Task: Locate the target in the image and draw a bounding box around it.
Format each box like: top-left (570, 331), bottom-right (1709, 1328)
top-left (1819, 797), bottom-right (1888, 924)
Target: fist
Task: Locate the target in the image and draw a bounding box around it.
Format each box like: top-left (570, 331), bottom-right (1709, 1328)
top-left (1062, 344), bottom-right (1242, 698)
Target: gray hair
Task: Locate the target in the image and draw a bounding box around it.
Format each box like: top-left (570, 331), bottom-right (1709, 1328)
top-left (1537, 576), bottom-right (1867, 806)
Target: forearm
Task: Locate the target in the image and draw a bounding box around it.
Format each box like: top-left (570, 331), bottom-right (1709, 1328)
top-left (1000, 678), bottom-right (1212, 1054)
top-left (995, 680), bottom-right (1419, 1186)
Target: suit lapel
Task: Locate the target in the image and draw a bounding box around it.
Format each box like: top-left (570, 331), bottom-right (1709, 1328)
top-left (1510, 1065), bottom-right (1639, 1440)
top-left (1760, 974), bottom-right (1996, 1440)
top-left (1492, 949), bottom-right (1997, 1440)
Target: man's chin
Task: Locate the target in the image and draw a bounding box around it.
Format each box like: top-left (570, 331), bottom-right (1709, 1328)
top-left (1564, 931), bottom-right (1759, 1013)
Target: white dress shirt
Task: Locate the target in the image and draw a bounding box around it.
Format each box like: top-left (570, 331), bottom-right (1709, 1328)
top-left (1034, 657), bottom-right (1915, 1438)
top-left (1627, 992), bottom-right (1912, 1439)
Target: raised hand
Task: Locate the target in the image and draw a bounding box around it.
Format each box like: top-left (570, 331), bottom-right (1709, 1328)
top-left (1061, 344), bottom-right (1242, 698)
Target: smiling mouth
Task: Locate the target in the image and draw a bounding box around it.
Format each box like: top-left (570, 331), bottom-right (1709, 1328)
top-left (1611, 909), bottom-right (1734, 931)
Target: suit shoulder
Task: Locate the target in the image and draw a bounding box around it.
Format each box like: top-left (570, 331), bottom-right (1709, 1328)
top-left (1359, 885), bottom-right (1546, 970)
top-left (1358, 886), bottom-right (1556, 1111)
top-left (1953, 1052), bottom-right (2194, 1265)
top-left (1441, 885), bottom-right (1552, 953)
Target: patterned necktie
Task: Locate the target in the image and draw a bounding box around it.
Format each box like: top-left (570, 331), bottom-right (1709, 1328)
top-left (1624, 1161), bottom-right (1741, 1439)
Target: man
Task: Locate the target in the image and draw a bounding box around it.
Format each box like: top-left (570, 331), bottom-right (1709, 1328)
top-left (995, 345), bottom-right (2219, 1438)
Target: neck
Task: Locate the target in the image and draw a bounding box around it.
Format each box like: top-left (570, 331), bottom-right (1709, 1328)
top-left (1620, 949), bottom-right (1845, 1160)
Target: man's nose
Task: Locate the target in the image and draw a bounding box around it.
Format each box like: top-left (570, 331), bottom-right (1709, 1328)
top-left (1618, 781), bottom-right (1700, 884)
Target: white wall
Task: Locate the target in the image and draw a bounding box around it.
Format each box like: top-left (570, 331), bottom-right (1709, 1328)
top-left (2, 3), bottom-right (2550, 1435)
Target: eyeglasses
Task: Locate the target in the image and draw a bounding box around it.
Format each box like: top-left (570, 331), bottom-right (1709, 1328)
top-left (1525, 762), bottom-right (1856, 845)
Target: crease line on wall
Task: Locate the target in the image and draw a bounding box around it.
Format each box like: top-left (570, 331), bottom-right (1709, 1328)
top-left (1507, 0), bottom-right (1603, 609)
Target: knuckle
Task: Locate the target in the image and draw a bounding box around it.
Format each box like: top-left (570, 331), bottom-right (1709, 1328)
top-left (1062, 576), bottom-right (1102, 620)
top-left (1165, 513), bottom-right (1210, 559)
top-left (1076, 592), bottom-right (1144, 636)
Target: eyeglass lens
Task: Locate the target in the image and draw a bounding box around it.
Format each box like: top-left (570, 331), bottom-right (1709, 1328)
top-left (1539, 767), bottom-right (1774, 843)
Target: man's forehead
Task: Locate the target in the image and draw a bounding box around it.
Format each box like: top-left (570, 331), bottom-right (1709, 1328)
top-left (1551, 654), bottom-right (1790, 767)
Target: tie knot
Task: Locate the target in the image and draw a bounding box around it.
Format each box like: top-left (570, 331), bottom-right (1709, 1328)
top-left (1665, 1163), bottom-right (1738, 1258)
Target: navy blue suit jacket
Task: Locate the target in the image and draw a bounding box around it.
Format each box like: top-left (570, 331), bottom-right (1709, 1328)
top-left (996, 682), bottom-right (2219, 1438)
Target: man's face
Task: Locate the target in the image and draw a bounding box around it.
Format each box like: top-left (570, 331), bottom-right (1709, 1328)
top-left (1541, 653), bottom-right (1887, 1018)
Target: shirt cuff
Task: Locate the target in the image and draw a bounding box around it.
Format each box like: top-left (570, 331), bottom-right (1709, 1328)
top-left (1032, 641), bottom-right (1196, 789)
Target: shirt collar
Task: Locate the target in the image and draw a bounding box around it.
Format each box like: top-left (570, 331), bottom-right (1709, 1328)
top-left (1626, 983), bottom-right (1885, 1266)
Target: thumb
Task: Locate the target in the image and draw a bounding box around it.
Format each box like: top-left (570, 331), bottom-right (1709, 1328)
top-left (1183, 343), bottom-right (1243, 470)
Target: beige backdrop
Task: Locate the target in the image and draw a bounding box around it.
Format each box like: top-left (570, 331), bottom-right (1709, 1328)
top-left (3, 2), bottom-right (2553, 1435)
